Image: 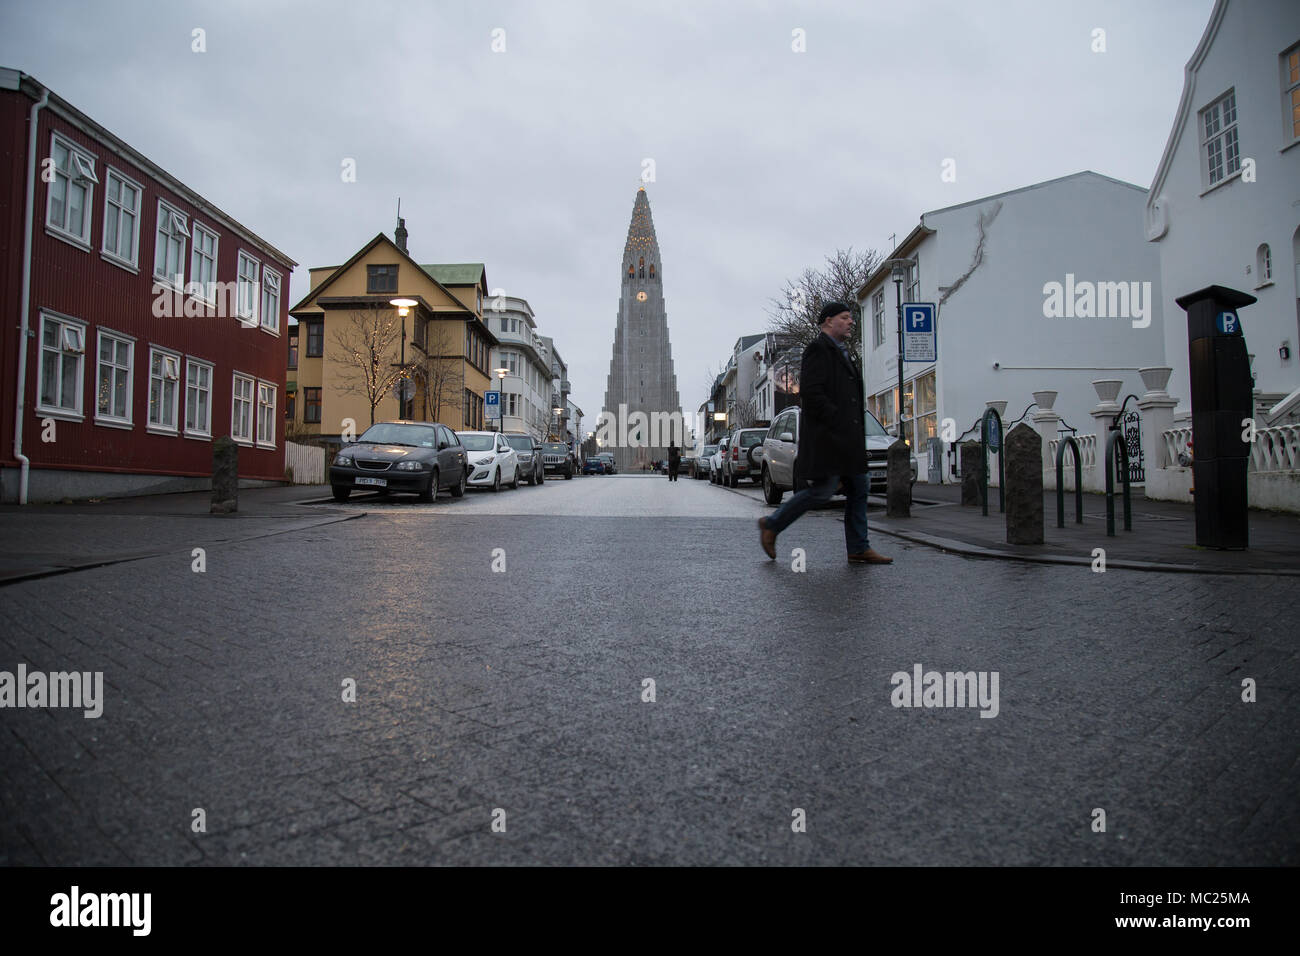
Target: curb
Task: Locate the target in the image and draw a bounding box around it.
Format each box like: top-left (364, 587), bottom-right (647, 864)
top-left (869, 523), bottom-right (1300, 577)
top-left (0, 512), bottom-right (366, 586)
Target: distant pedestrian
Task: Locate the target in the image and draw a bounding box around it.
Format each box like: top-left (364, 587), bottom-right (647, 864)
top-left (668, 445), bottom-right (680, 481)
top-left (757, 301), bottom-right (892, 564)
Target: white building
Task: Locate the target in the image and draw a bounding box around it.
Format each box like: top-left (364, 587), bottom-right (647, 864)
top-left (488, 296), bottom-right (552, 438)
top-left (857, 171), bottom-right (1166, 483)
top-left (1144, 0), bottom-right (1300, 420)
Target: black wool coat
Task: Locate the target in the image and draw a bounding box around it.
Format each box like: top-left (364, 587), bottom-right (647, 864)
top-left (797, 331), bottom-right (869, 479)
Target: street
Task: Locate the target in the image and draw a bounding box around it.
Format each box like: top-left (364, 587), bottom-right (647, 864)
top-left (2, 474), bottom-right (1295, 865)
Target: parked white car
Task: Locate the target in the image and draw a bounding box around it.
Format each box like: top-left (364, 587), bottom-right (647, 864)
top-left (456, 431), bottom-right (520, 492)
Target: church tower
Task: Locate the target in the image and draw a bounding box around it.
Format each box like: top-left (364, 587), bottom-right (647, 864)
top-left (601, 187), bottom-right (683, 472)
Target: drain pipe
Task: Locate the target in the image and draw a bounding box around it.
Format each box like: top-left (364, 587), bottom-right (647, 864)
top-left (14, 83), bottom-right (48, 505)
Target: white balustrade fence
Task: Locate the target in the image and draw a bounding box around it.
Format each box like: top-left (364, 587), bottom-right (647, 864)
top-left (1249, 424), bottom-right (1300, 473)
top-left (1047, 433), bottom-right (1097, 469)
top-left (285, 441), bottom-right (326, 484)
top-left (1162, 427), bottom-right (1193, 466)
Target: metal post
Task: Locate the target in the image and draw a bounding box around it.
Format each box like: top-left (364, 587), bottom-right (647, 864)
top-left (894, 276), bottom-right (906, 448)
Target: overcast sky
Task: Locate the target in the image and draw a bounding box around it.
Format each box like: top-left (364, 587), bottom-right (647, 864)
top-left (1, 0), bottom-right (1215, 429)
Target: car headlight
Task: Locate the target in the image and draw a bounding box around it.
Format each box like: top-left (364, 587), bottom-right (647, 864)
top-left (394, 461), bottom-right (425, 471)
top-left (335, 455), bottom-right (353, 466)
top-left (476, 456), bottom-right (495, 467)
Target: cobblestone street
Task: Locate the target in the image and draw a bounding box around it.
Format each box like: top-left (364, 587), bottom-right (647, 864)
top-left (2, 477), bottom-right (1296, 865)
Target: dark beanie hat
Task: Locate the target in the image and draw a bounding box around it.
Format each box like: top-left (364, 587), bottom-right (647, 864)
top-left (818, 301), bottom-right (852, 323)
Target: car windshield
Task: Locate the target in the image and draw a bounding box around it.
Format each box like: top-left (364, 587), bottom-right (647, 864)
top-left (357, 423), bottom-right (438, 447)
top-left (543, 444), bottom-right (567, 453)
top-left (701, 446), bottom-right (717, 456)
top-left (598, 453), bottom-right (614, 460)
top-left (739, 432), bottom-right (764, 448)
top-left (458, 434), bottom-right (495, 451)
top-left (864, 411), bottom-right (888, 438)
top-left (505, 436), bottom-right (533, 451)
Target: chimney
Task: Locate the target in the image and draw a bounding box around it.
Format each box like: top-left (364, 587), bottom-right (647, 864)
top-left (395, 216), bottom-right (408, 255)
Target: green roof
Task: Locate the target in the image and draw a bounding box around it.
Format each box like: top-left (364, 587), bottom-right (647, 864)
top-left (421, 263), bottom-right (484, 286)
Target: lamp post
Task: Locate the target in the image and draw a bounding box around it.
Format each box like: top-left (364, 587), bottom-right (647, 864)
top-left (552, 406), bottom-right (564, 442)
top-left (883, 259), bottom-right (914, 447)
top-left (390, 298), bottom-right (419, 418)
top-left (494, 367), bottom-right (509, 431)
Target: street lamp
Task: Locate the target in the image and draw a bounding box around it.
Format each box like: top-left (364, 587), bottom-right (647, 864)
top-left (494, 367), bottom-right (509, 431)
top-left (552, 406), bottom-right (564, 442)
top-left (390, 298), bottom-right (419, 418)
top-left (883, 259), bottom-right (914, 447)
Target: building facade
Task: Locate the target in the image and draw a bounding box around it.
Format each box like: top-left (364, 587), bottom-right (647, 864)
top-left (857, 171), bottom-right (1165, 482)
top-left (599, 188), bottom-right (683, 471)
top-left (1144, 0), bottom-right (1300, 420)
top-left (487, 296), bottom-right (551, 438)
top-left (287, 226), bottom-right (495, 445)
top-left (0, 69), bottom-right (296, 503)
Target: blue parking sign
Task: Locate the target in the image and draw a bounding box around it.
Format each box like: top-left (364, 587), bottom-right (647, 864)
top-left (902, 303), bottom-right (937, 362)
top-left (1215, 311), bottom-right (1242, 335)
top-left (485, 390), bottom-right (500, 419)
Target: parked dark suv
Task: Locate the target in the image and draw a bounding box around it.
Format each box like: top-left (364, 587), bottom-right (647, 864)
top-left (541, 442), bottom-right (575, 479)
top-left (503, 433), bottom-right (545, 485)
top-left (330, 421), bottom-right (468, 502)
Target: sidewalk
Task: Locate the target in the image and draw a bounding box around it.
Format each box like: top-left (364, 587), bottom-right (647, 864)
top-left (0, 485), bottom-right (353, 584)
top-left (870, 481), bottom-right (1300, 575)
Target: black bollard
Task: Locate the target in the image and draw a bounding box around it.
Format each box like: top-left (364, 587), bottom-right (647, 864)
top-left (1004, 423), bottom-right (1043, 545)
top-left (211, 436), bottom-right (239, 514)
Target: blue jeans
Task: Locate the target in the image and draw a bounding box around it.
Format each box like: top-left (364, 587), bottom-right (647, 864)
top-left (765, 472), bottom-right (871, 554)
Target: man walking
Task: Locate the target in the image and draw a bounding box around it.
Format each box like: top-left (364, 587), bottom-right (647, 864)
top-left (757, 301), bottom-right (892, 564)
top-left (668, 444), bottom-right (680, 482)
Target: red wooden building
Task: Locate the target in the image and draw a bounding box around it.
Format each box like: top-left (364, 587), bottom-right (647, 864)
top-left (0, 68), bottom-right (296, 503)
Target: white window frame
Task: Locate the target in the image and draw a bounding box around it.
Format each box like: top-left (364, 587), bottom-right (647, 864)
top-left (872, 290), bottom-right (885, 349)
top-left (189, 221), bottom-right (219, 305)
top-left (256, 380), bottom-right (276, 448)
top-left (260, 268), bottom-right (281, 334)
top-left (36, 311), bottom-right (86, 419)
top-left (1256, 243), bottom-right (1273, 286)
top-left (185, 358), bottom-right (213, 439)
top-left (94, 328), bottom-right (134, 428)
top-left (101, 166), bottom-right (142, 270)
top-left (153, 199), bottom-right (190, 289)
top-left (147, 346), bottom-right (182, 434)
top-left (1199, 89), bottom-right (1241, 188)
top-left (237, 252), bottom-right (260, 327)
top-left (45, 133), bottom-right (97, 248)
top-left (231, 373), bottom-right (255, 444)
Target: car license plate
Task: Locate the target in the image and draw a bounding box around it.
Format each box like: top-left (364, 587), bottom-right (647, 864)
top-left (356, 477), bottom-right (387, 487)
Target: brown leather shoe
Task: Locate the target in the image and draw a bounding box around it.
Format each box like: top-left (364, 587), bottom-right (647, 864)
top-left (847, 548), bottom-right (893, 564)
top-left (758, 517), bottom-right (776, 560)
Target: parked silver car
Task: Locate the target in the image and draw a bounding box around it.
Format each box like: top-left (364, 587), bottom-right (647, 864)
top-left (721, 428), bottom-right (768, 487)
top-left (760, 406), bottom-right (905, 504)
top-left (692, 445), bottom-right (717, 479)
top-left (502, 432), bottom-right (545, 485)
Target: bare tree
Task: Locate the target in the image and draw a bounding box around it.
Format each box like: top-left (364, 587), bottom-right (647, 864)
top-left (415, 318), bottom-right (465, 427)
top-left (330, 307), bottom-right (409, 427)
top-left (732, 396), bottom-right (759, 429)
top-left (765, 247), bottom-right (882, 372)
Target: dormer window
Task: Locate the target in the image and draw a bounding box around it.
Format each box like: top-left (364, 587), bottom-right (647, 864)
top-left (649, 263), bottom-right (656, 278)
top-left (627, 263), bottom-right (633, 278)
top-left (639, 256), bottom-right (645, 278)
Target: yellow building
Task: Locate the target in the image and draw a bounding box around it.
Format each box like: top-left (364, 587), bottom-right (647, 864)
top-left (287, 225), bottom-right (496, 444)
